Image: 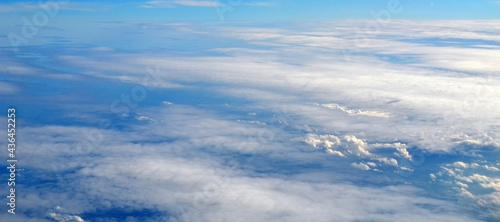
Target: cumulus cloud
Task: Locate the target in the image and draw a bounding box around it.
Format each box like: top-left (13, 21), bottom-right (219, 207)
top-left (300, 133), bottom-right (375, 158)
top-left (301, 133), bottom-right (341, 149)
top-left (351, 162), bottom-right (371, 171)
top-left (453, 161), bottom-right (469, 168)
top-left (48, 207), bottom-right (85, 222)
top-left (484, 165), bottom-right (500, 172)
top-left (320, 103), bottom-right (391, 118)
top-left (432, 159), bottom-right (500, 220)
top-left (299, 133), bottom-right (422, 172)
top-left (375, 157), bottom-right (399, 167)
top-left (395, 145), bottom-right (412, 161)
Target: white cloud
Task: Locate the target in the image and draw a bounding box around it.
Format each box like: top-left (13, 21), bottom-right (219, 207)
top-left (326, 149), bottom-right (345, 157)
top-left (484, 165), bottom-right (500, 172)
top-left (11, 118), bottom-right (481, 221)
top-left (400, 166), bottom-right (413, 171)
top-left (430, 173), bottom-right (436, 180)
top-left (453, 161), bottom-right (469, 168)
top-left (52, 24), bottom-right (500, 152)
top-left (395, 145), bottom-right (413, 161)
top-left (300, 133), bottom-right (375, 157)
top-left (238, 119), bottom-right (267, 126)
top-left (376, 157), bottom-right (399, 167)
top-left (343, 135), bottom-right (371, 157)
top-left (48, 210), bottom-right (85, 222)
top-left (469, 174), bottom-right (500, 191)
top-left (351, 162), bottom-right (371, 171)
top-left (432, 160), bottom-right (500, 220)
top-left (302, 133), bottom-right (341, 149)
top-left (0, 82), bottom-right (18, 94)
top-left (320, 103), bottom-right (391, 118)
top-left (6, 19), bottom-right (500, 221)
top-left (458, 187), bottom-right (474, 198)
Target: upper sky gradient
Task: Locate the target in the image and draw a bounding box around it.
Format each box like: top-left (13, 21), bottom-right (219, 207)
top-left (1, 0), bottom-right (500, 21)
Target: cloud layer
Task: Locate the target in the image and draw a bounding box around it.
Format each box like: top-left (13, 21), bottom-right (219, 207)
top-left (1, 19), bottom-right (499, 221)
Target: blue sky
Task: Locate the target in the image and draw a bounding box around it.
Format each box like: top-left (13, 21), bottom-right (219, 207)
top-left (1, 0), bottom-right (500, 21)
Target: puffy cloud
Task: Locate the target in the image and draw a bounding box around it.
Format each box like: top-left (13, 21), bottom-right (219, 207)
top-left (302, 133), bottom-right (341, 149)
top-left (453, 161), bottom-right (469, 168)
top-left (458, 187), bottom-right (474, 199)
top-left (326, 149), bottom-right (345, 157)
top-left (343, 135), bottom-right (371, 157)
top-left (300, 133), bottom-right (374, 157)
top-left (469, 174), bottom-right (500, 191)
top-left (432, 160), bottom-right (500, 220)
top-left (351, 162), bottom-right (371, 171)
top-left (375, 157), bottom-right (399, 167)
top-left (395, 145), bottom-right (413, 161)
top-left (484, 165), bottom-right (500, 172)
top-left (320, 103), bottom-right (391, 118)
top-left (430, 173), bottom-right (437, 180)
top-left (48, 208), bottom-right (85, 222)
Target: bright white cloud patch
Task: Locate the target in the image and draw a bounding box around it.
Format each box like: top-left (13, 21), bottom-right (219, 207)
top-left (320, 103), bottom-right (391, 118)
top-left (351, 162), bottom-right (371, 171)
